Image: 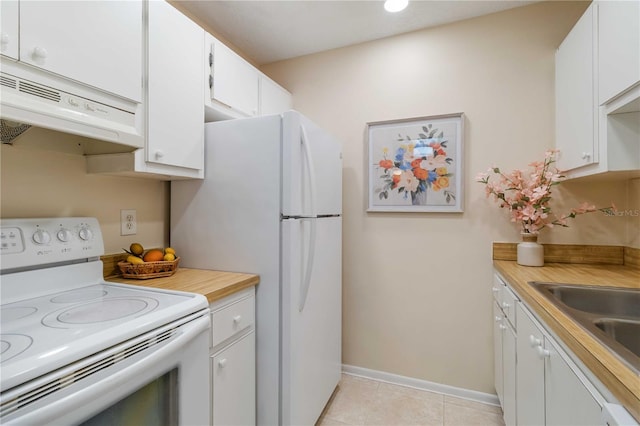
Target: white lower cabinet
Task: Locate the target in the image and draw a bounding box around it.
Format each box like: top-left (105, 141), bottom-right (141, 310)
top-left (493, 275), bottom-right (517, 426)
top-left (515, 303), bottom-right (545, 426)
top-left (212, 333), bottom-right (255, 426)
top-left (544, 333), bottom-right (602, 425)
top-left (517, 303), bottom-right (601, 425)
top-left (209, 287), bottom-right (256, 426)
top-left (502, 320), bottom-right (517, 426)
top-left (494, 273), bottom-right (608, 425)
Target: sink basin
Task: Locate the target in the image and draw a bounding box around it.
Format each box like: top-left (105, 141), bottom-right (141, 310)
top-left (593, 318), bottom-right (640, 358)
top-left (529, 282), bottom-right (640, 373)
top-left (539, 284), bottom-right (640, 317)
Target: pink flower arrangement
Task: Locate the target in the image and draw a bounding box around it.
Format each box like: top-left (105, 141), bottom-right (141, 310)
top-left (476, 149), bottom-right (614, 234)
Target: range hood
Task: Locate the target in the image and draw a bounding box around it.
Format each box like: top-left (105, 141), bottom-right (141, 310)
top-left (0, 70), bottom-right (144, 151)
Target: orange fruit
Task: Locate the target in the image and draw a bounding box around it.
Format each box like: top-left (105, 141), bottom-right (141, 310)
top-left (143, 249), bottom-right (164, 262)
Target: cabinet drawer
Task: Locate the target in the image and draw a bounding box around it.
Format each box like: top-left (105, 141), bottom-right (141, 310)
top-left (502, 286), bottom-right (518, 328)
top-left (492, 274), bottom-right (504, 305)
top-left (211, 295), bottom-right (255, 348)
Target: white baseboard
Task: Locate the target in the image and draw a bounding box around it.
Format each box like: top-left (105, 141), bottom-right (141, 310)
top-left (342, 364), bottom-right (500, 407)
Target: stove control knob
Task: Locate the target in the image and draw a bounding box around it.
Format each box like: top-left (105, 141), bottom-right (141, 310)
top-left (79, 227), bottom-right (93, 241)
top-left (57, 228), bottom-right (72, 242)
top-left (32, 229), bottom-right (51, 245)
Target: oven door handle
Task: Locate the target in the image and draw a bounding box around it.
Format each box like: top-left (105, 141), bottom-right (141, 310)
top-left (10, 314), bottom-right (210, 426)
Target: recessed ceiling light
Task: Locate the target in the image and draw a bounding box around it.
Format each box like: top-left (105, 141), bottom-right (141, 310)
top-left (384, 0), bottom-right (409, 13)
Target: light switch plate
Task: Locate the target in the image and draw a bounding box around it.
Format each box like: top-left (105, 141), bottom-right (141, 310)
top-left (120, 209), bottom-right (137, 236)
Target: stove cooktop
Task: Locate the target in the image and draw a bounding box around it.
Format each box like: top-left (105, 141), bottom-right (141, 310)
top-left (0, 282), bottom-right (206, 392)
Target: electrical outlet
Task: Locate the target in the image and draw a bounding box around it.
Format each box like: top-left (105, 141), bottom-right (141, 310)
top-left (120, 209), bottom-right (137, 236)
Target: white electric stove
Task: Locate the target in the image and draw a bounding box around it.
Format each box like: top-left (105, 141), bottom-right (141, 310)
top-left (0, 218), bottom-right (210, 425)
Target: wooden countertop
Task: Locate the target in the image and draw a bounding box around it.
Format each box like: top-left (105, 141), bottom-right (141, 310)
top-left (493, 261), bottom-right (640, 422)
top-left (107, 268), bottom-right (259, 304)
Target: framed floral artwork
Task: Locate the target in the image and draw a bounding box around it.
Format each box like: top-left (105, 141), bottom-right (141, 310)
top-left (367, 113), bottom-right (464, 213)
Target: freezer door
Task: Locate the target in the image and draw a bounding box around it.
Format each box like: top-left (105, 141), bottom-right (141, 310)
top-left (281, 216), bottom-right (342, 426)
top-left (282, 111), bottom-right (342, 217)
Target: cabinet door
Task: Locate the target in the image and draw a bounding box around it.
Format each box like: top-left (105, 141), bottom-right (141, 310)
top-left (0, 0), bottom-right (18, 59)
top-left (493, 303), bottom-right (504, 407)
top-left (19, 1), bottom-right (142, 102)
top-left (147, 1), bottom-right (204, 170)
top-left (211, 39), bottom-right (259, 117)
top-left (555, 4), bottom-right (597, 172)
top-left (545, 337), bottom-right (602, 425)
top-left (598, 0), bottom-right (640, 105)
top-left (260, 74), bottom-right (292, 115)
top-left (516, 303), bottom-right (545, 426)
top-left (502, 323), bottom-right (517, 426)
top-left (212, 332), bottom-right (256, 426)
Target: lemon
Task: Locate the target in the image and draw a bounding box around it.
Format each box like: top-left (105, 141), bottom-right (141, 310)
top-left (130, 243), bottom-right (144, 256)
top-left (127, 255), bottom-right (144, 265)
top-left (163, 253), bottom-right (176, 261)
top-left (164, 247), bottom-right (176, 255)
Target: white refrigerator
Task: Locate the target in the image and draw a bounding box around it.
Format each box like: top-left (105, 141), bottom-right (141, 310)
top-left (171, 110), bottom-right (342, 426)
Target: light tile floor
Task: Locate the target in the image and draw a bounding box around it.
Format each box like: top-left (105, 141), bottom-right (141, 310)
top-left (316, 374), bottom-right (506, 426)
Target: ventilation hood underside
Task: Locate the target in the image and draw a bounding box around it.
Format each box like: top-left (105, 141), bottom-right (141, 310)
top-left (0, 68), bottom-right (144, 154)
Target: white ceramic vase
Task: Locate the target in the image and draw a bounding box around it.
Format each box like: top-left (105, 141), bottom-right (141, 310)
top-left (517, 233), bottom-right (544, 267)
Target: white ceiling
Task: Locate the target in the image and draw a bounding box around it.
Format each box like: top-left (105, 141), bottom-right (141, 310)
top-left (176, 0), bottom-right (537, 65)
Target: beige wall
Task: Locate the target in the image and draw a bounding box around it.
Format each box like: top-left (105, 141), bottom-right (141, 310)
top-left (262, 1), bottom-right (634, 394)
top-left (0, 130), bottom-right (169, 254)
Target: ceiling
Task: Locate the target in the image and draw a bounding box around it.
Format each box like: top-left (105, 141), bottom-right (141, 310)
top-left (175, 0), bottom-right (537, 66)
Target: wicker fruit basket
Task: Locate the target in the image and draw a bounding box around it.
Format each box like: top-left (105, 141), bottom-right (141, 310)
top-left (118, 257), bottom-right (180, 279)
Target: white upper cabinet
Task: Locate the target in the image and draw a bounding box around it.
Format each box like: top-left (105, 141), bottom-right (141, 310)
top-left (260, 73), bottom-right (293, 115)
top-left (210, 37), bottom-right (259, 117)
top-left (555, 3), bottom-right (597, 173)
top-left (146, 0), bottom-right (204, 171)
top-left (555, 1), bottom-right (640, 180)
top-left (204, 33), bottom-right (292, 121)
top-left (18, 1), bottom-right (142, 102)
top-left (598, 1), bottom-right (640, 105)
top-left (87, 1), bottom-right (204, 180)
top-left (0, 0), bottom-right (18, 60)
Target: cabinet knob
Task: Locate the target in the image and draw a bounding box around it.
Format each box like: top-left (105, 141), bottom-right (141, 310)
top-left (32, 46), bottom-right (48, 62)
top-left (492, 287), bottom-right (499, 293)
top-left (529, 334), bottom-right (542, 348)
top-left (233, 315), bottom-right (242, 324)
top-left (155, 150), bottom-right (164, 160)
top-left (501, 302), bottom-right (510, 309)
top-left (536, 346), bottom-right (550, 359)
top-left (1, 34), bottom-right (9, 46)
top-left (495, 316), bottom-right (502, 322)
top-left (218, 358), bottom-right (227, 368)
top-left (581, 152), bottom-right (591, 160)
top-left (499, 324), bottom-right (507, 331)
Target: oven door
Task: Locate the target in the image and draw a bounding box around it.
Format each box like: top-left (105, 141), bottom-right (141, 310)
top-left (0, 311), bottom-right (210, 425)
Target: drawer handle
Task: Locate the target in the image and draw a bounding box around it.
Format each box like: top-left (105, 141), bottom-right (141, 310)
top-left (495, 315), bottom-right (502, 322)
top-left (499, 324), bottom-right (507, 331)
top-left (501, 302), bottom-right (510, 309)
top-left (233, 315), bottom-right (242, 325)
top-left (218, 358), bottom-right (227, 368)
top-left (492, 287), bottom-right (499, 293)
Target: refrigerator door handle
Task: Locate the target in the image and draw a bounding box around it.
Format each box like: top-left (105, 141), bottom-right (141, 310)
top-left (299, 218), bottom-right (317, 312)
top-left (300, 125), bottom-right (317, 218)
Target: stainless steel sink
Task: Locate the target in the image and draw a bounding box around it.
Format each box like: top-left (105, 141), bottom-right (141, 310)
top-left (540, 284), bottom-right (640, 317)
top-left (529, 282), bottom-right (640, 373)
